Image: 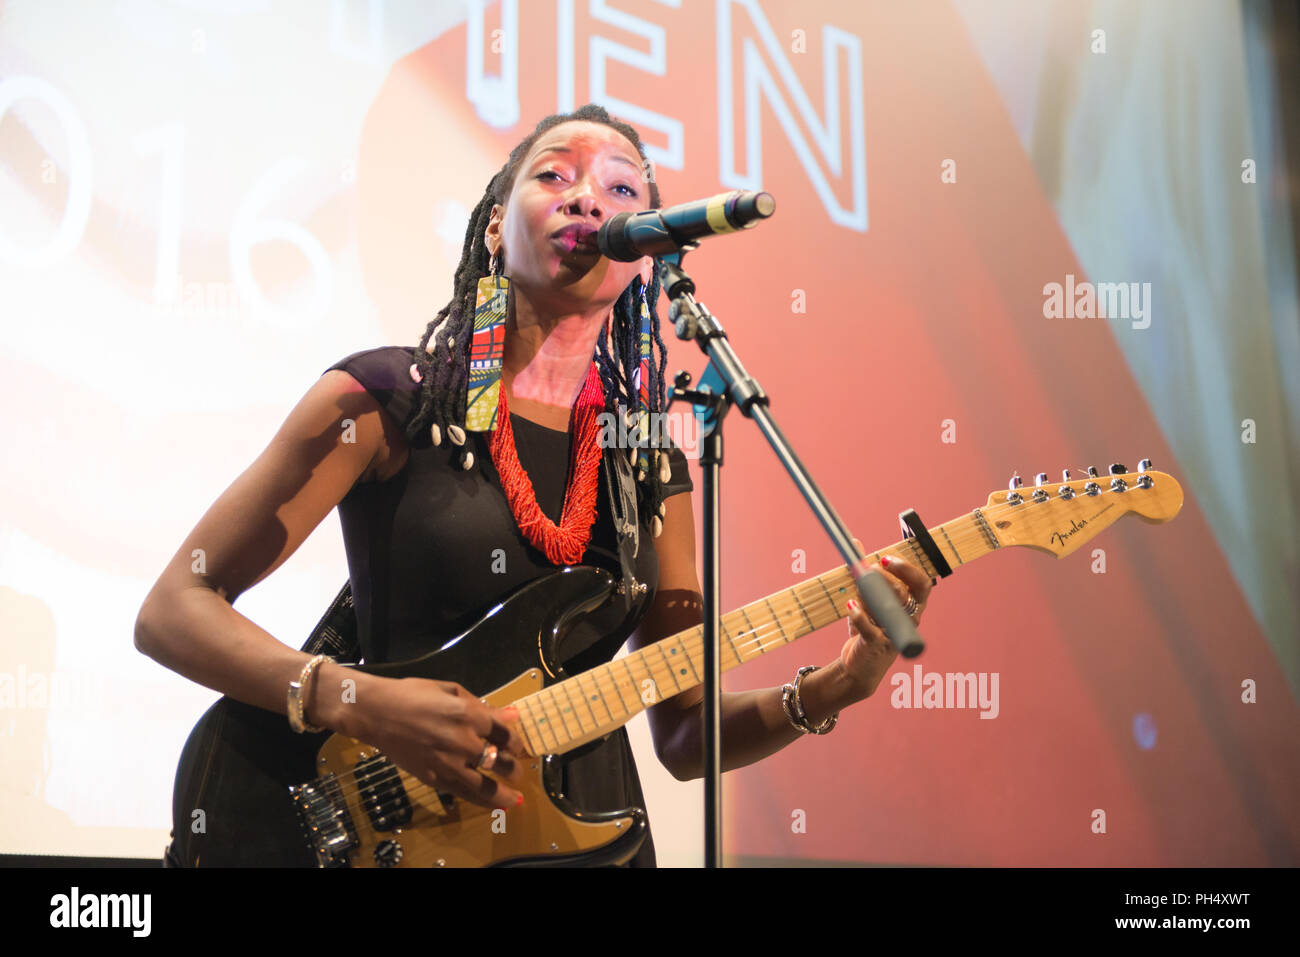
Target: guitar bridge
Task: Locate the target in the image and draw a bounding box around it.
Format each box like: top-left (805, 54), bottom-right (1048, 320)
top-left (290, 773), bottom-right (359, 867)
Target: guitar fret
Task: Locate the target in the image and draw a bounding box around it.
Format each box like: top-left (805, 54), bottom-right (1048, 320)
top-left (635, 649), bottom-right (663, 700)
top-left (589, 669), bottom-right (619, 724)
top-left (656, 643), bottom-right (684, 693)
top-left (762, 597), bottom-right (791, 646)
top-left (577, 670), bottom-right (606, 725)
top-left (548, 686), bottom-right (579, 742)
top-left (573, 671), bottom-right (603, 727)
top-left (555, 679), bottom-right (582, 732)
top-left (813, 574), bottom-right (841, 620)
top-left (620, 658), bottom-right (645, 708)
top-left (904, 537), bottom-right (934, 578)
top-left (515, 701), bottom-right (544, 757)
top-left (719, 620), bottom-right (744, 667)
top-left (938, 523), bottom-right (964, 564)
top-left (604, 662), bottom-right (632, 715)
top-left (674, 633), bottom-right (701, 685)
top-left (789, 582), bottom-right (818, 633)
top-left (738, 606), bottom-right (763, 655)
top-left (520, 695), bottom-right (558, 753)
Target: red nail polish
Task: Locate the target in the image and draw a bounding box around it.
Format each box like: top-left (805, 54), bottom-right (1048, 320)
top-left (881, 555), bottom-right (892, 567)
top-left (516, 793), bottom-right (525, 808)
top-left (847, 599), bottom-right (858, 612)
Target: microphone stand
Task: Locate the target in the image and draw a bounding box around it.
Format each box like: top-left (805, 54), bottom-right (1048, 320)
top-left (658, 247), bottom-right (926, 869)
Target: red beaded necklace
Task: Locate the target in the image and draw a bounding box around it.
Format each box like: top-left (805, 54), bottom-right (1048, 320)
top-left (489, 362), bottom-right (606, 566)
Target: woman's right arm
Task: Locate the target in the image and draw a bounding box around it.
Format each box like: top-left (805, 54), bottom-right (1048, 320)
top-left (133, 369), bottom-right (527, 810)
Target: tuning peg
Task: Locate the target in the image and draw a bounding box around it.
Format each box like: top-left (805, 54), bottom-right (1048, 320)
top-left (1109, 463), bottom-right (1128, 475)
top-left (1087, 466), bottom-right (1100, 478)
top-left (1061, 468), bottom-right (1072, 482)
top-left (1137, 457), bottom-right (1154, 488)
top-left (1006, 472), bottom-right (1024, 505)
top-left (1031, 472), bottom-right (1050, 503)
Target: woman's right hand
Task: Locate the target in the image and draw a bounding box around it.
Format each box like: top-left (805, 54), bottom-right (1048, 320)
top-left (316, 668), bottom-right (531, 812)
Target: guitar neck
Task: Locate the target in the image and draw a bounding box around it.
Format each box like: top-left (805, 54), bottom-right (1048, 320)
top-left (512, 508), bottom-right (1002, 756)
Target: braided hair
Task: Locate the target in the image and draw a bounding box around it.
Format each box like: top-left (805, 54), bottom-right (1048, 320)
top-left (406, 104), bottom-right (674, 529)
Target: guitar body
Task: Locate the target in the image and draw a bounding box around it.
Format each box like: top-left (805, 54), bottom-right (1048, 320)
top-left (168, 565), bottom-right (648, 867)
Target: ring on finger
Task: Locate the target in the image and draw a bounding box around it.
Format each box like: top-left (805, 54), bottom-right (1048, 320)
top-left (903, 595), bottom-right (919, 618)
top-left (474, 742), bottom-right (498, 771)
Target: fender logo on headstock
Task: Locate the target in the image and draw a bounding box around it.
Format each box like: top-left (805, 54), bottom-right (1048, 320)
top-left (1051, 497), bottom-right (1115, 548)
top-left (1049, 517), bottom-right (1090, 549)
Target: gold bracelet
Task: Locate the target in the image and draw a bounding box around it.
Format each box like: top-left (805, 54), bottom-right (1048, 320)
top-left (287, 654), bottom-right (333, 734)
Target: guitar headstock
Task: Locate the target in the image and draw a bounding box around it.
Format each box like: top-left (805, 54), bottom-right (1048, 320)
top-left (979, 459), bottom-right (1182, 558)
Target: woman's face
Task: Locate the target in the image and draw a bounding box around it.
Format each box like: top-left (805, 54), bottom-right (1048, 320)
top-left (487, 120), bottom-right (654, 313)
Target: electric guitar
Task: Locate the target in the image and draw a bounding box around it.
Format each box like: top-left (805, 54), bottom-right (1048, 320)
top-left (167, 461), bottom-right (1182, 866)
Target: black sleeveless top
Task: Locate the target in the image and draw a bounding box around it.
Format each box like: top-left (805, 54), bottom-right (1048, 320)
top-left (322, 346), bottom-right (694, 867)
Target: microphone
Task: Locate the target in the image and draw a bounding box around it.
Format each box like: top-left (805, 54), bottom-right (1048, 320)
top-left (597, 190), bottom-right (775, 261)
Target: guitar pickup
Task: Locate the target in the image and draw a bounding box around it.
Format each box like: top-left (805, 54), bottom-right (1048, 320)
top-left (355, 755), bottom-right (414, 832)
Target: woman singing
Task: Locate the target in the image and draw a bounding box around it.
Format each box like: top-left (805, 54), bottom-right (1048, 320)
top-left (133, 103), bottom-right (934, 867)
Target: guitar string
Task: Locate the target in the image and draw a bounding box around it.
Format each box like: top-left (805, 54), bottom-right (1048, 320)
top-left (303, 575), bottom-right (874, 813)
top-left (306, 487), bottom-right (1140, 822)
top-left (302, 513), bottom-right (1011, 812)
top-left (507, 486), bottom-right (1133, 763)
top-left (303, 518), bottom-right (1006, 816)
top-left (308, 485), bottom-right (1152, 826)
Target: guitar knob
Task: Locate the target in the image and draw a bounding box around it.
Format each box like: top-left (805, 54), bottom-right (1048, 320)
top-left (1109, 464), bottom-right (1128, 475)
top-left (1034, 472), bottom-right (1048, 487)
top-left (1138, 458), bottom-right (1152, 472)
top-left (1061, 469), bottom-right (1072, 482)
top-left (1087, 466), bottom-right (1100, 478)
top-left (373, 839), bottom-right (404, 868)
top-left (1009, 473), bottom-right (1023, 490)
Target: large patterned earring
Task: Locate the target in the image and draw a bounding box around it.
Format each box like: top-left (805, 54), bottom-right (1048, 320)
top-left (630, 280), bottom-right (653, 481)
top-left (630, 279), bottom-right (672, 536)
top-left (465, 250), bottom-right (508, 433)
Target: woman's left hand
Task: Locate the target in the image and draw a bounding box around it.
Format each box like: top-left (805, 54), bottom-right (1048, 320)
top-left (839, 538), bottom-right (934, 699)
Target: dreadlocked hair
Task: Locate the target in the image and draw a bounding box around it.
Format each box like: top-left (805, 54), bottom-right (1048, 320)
top-left (406, 103), bottom-right (675, 532)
